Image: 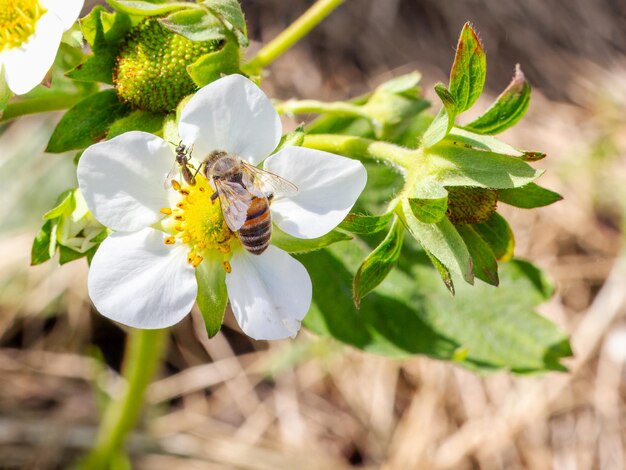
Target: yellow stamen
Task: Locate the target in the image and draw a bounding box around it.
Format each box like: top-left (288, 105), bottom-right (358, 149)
top-left (164, 236), bottom-right (176, 245)
top-left (222, 261), bottom-right (232, 273)
top-left (171, 180), bottom-right (182, 191)
top-left (160, 207), bottom-right (173, 215)
top-left (192, 255), bottom-right (203, 268)
top-left (174, 214), bottom-right (184, 221)
top-left (0, 0), bottom-right (45, 52)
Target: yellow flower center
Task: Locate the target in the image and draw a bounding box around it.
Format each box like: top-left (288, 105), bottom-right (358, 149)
top-left (0, 0), bottom-right (45, 52)
top-left (161, 174), bottom-right (234, 268)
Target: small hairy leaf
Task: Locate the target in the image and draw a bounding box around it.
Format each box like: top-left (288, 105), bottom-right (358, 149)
top-left (339, 211), bottom-right (394, 235)
top-left (158, 9), bottom-right (226, 42)
top-left (47, 90), bottom-right (130, 153)
top-left (202, 0), bottom-right (249, 47)
top-left (457, 224), bottom-right (499, 286)
top-left (31, 220), bottom-right (55, 266)
top-left (498, 183), bottom-right (563, 208)
top-left (353, 218), bottom-right (404, 307)
top-left (449, 22), bottom-right (486, 113)
top-left (271, 227), bottom-right (351, 254)
top-left (422, 83), bottom-right (457, 148)
top-left (408, 178), bottom-right (449, 223)
top-left (196, 255), bottom-right (227, 338)
top-left (464, 64), bottom-right (531, 135)
top-left (399, 199), bottom-right (474, 284)
top-left (427, 141), bottom-right (543, 189)
top-left (473, 212), bottom-right (515, 261)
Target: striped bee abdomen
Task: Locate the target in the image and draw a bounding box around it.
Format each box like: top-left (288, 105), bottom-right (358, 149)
top-left (238, 197), bottom-right (272, 255)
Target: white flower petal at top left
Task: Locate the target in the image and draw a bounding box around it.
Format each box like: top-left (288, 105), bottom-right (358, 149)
top-left (0, 0), bottom-right (84, 95)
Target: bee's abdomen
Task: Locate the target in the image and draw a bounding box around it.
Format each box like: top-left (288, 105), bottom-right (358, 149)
top-left (238, 197), bottom-right (272, 255)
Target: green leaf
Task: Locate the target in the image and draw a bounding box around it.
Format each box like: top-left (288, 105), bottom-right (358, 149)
top-left (186, 38), bottom-right (241, 88)
top-left (498, 183), bottom-right (563, 209)
top-left (399, 199), bottom-right (474, 284)
top-left (43, 189), bottom-right (75, 220)
top-left (339, 211), bottom-right (394, 234)
top-left (301, 243), bottom-right (571, 372)
top-left (0, 66), bottom-right (10, 117)
top-left (31, 219), bottom-right (55, 265)
top-left (202, 0), bottom-right (248, 47)
top-left (107, 0), bottom-right (192, 16)
top-left (408, 178), bottom-right (448, 223)
top-left (449, 22), bottom-right (486, 113)
top-left (107, 110), bottom-right (165, 139)
top-left (353, 218), bottom-right (404, 307)
top-left (446, 127), bottom-right (523, 157)
top-left (427, 141), bottom-right (543, 189)
top-left (158, 9), bottom-right (227, 42)
top-left (47, 90), bottom-right (130, 153)
top-left (376, 71), bottom-right (422, 94)
top-left (196, 255), bottom-right (227, 338)
top-left (271, 226), bottom-right (351, 254)
top-left (422, 83), bottom-right (457, 148)
top-left (473, 212), bottom-right (515, 261)
top-left (66, 52), bottom-right (116, 84)
top-left (457, 224), bottom-right (499, 286)
top-left (464, 64), bottom-right (530, 135)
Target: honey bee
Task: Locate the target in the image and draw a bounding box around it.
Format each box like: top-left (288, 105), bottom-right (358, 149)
top-left (164, 142), bottom-right (196, 188)
top-left (203, 151), bottom-right (298, 255)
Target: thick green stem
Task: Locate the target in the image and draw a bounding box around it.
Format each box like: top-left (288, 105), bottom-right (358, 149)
top-left (303, 133), bottom-right (416, 169)
top-left (0, 92), bottom-right (89, 122)
top-left (275, 98), bottom-right (365, 118)
top-left (80, 328), bottom-right (168, 469)
top-left (245, 0), bottom-right (345, 72)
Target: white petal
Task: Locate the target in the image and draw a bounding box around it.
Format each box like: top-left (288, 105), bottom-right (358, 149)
top-left (41, 0), bottom-right (84, 30)
top-left (88, 228), bottom-right (197, 329)
top-left (178, 74), bottom-right (282, 165)
top-left (77, 132), bottom-right (174, 232)
top-left (264, 147), bottom-right (367, 238)
top-left (225, 246), bottom-right (312, 340)
top-left (3, 13), bottom-right (63, 95)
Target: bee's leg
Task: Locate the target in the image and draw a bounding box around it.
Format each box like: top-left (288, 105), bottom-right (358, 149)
top-left (191, 162), bottom-right (203, 183)
top-left (210, 191), bottom-right (219, 202)
top-left (267, 193), bottom-right (274, 204)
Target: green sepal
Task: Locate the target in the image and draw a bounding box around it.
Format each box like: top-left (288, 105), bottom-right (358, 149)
top-left (186, 36), bottom-right (241, 88)
top-left (464, 64), bottom-right (530, 135)
top-left (107, 110), bottom-right (165, 139)
top-left (43, 189), bottom-right (75, 220)
top-left (59, 244), bottom-right (92, 265)
top-left (422, 83), bottom-right (457, 148)
top-left (473, 212), bottom-right (515, 261)
top-left (66, 52), bottom-right (116, 84)
top-left (61, 23), bottom-right (84, 48)
top-left (106, 0), bottom-right (192, 16)
top-left (408, 178), bottom-right (448, 223)
top-left (273, 125), bottom-right (305, 154)
top-left (498, 183), bottom-right (562, 209)
top-left (399, 199), bottom-right (474, 284)
top-left (47, 90), bottom-right (130, 153)
top-left (31, 219), bottom-right (56, 266)
top-left (353, 217), bottom-right (404, 307)
top-left (426, 141), bottom-right (543, 189)
top-left (457, 224), bottom-right (499, 286)
top-left (339, 211), bottom-right (394, 235)
top-left (201, 0), bottom-right (249, 47)
top-left (0, 66), bottom-right (11, 117)
top-left (158, 8), bottom-right (227, 42)
top-left (445, 128), bottom-right (546, 163)
top-left (271, 226), bottom-right (352, 254)
top-left (424, 249), bottom-right (454, 294)
top-left (449, 22), bottom-right (486, 113)
top-left (196, 254), bottom-right (228, 338)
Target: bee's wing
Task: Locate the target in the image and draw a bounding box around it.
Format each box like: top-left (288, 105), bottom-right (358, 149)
top-left (163, 161), bottom-right (179, 189)
top-left (241, 162), bottom-right (298, 199)
top-left (215, 180), bottom-right (252, 232)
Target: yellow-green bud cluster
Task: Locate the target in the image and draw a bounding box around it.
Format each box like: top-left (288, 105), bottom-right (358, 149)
top-left (446, 187), bottom-right (498, 225)
top-left (113, 18), bottom-right (222, 113)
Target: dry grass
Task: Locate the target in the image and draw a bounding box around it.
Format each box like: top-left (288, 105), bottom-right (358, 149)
top-left (1, 1), bottom-right (625, 468)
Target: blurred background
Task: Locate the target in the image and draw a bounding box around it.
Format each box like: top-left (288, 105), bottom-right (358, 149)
top-left (1, 0), bottom-right (625, 468)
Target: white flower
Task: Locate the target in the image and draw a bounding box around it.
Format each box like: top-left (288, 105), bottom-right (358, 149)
top-left (77, 74), bottom-right (367, 340)
top-left (0, 0), bottom-right (83, 95)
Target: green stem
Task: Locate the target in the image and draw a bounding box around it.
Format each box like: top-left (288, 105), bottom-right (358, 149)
top-left (0, 92), bottom-right (89, 122)
top-left (303, 133), bottom-right (416, 169)
top-left (275, 98), bottom-right (365, 118)
top-left (81, 328), bottom-right (168, 469)
top-left (245, 0), bottom-right (345, 72)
